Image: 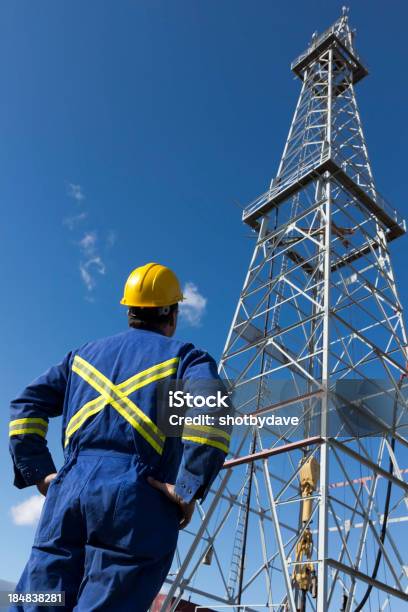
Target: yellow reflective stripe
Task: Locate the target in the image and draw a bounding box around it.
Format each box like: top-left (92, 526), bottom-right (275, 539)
top-left (73, 355), bottom-right (165, 439)
top-left (66, 395), bottom-right (104, 435)
top-left (10, 417), bottom-right (48, 427)
top-left (120, 366), bottom-right (178, 396)
top-left (110, 401), bottom-right (163, 455)
top-left (64, 400), bottom-right (105, 447)
top-left (182, 435), bottom-right (229, 454)
top-left (119, 357), bottom-right (179, 392)
top-left (71, 355), bottom-right (168, 454)
top-left (73, 356), bottom-right (166, 440)
top-left (9, 417), bottom-right (48, 438)
top-left (64, 369), bottom-right (177, 448)
top-left (9, 427), bottom-right (47, 438)
top-left (72, 362), bottom-right (164, 454)
top-left (65, 363), bottom-right (177, 443)
top-left (182, 424), bottom-right (231, 442)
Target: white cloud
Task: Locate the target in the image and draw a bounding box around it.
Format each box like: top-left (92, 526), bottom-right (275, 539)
top-left (80, 256), bottom-right (106, 291)
top-left (68, 183), bottom-right (85, 202)
top-left (79, 231), bottom-right (97, 256)
top-left (79, 262), bottom-right (93, 291)
top-left (64, 183), bottom-right (115, 298)
top-left (63, 211), bottom-right (87, 230)
top-left (179, 282), bottom-right (207, 327)
top-left (11, 495), bottom-right (44, 526)
top-left (78, 233), bottom-right (106, 292)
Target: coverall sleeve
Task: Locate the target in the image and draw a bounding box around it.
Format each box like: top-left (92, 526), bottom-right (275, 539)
top-left (9, 352), bottom-right (72, 489)
top-left (174, 348), bottom-right (233, 504)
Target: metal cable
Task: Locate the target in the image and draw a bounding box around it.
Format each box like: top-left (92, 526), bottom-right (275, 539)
top-left (353, 372), bottom-right (405, 611)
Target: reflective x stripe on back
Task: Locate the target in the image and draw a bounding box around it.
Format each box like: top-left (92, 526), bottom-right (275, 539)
top-left (67, 355), bottom-right (179, 453)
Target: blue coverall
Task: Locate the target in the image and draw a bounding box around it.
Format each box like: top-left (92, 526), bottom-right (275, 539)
top-left (9, 327), bottom-right (231, 611)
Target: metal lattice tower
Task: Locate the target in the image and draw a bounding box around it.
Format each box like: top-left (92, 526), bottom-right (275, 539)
top-left (161, 9), bottom-right (408, 612)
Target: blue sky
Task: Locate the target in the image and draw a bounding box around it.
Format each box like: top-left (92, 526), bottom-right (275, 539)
top-left (1, 0), bottom-right (408, 587)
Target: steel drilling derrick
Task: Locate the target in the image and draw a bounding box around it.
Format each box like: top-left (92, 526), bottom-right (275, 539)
top-left (160, 9), bottom-right (408, 612)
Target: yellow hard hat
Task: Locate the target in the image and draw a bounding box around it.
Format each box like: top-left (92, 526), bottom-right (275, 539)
top-left (120, 263), bottom-right (184, 308)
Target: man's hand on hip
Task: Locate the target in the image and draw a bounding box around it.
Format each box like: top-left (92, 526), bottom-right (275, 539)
top-left (36, 472), bottom-right (58, 497)
top-left (147, 477), bottom-right (195, 529)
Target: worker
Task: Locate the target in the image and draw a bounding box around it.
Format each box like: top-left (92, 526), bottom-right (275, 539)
top-left (9, 263), bottom-right (232, 611)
